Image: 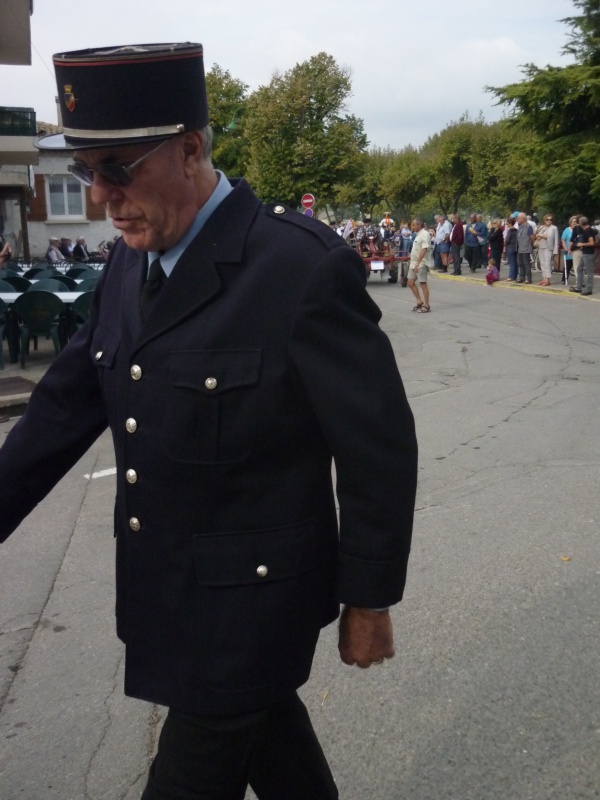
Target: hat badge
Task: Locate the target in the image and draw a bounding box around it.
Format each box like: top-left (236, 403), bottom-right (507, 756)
top-left (63, 85), bottom-right (76, 112)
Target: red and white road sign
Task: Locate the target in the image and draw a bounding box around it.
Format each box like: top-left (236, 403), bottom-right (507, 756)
top-left (301, 193), bottom-right (315, 209)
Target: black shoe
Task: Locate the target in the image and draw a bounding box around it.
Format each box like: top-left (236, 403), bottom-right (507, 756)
top-left (451, 271), bottom-right (462, 275)
top-left (387, 277), bottom-right (397, 283)
top-left (516, 279), bottom-right (524, 283)
top-left (435, 268), bottom-right (447, 273)
top-left (581, 291), bottom-right (592, 295)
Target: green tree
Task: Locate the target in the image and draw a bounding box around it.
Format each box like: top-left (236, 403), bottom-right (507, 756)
top-left (205, 64), bottom-right (249, 176)
top-left (380, 146), bottom-right (431, 222)
top-left (419, 113), bottom-right (487, 216)
top-left (488, 0), bottom-right (600, 217)
top-left (244, 53), bottom-right (367, 208)
top-left (335, 148), bottom-right (396, 221)
top-left (561, 0), bottom-right (600, 66)
top-left (465, 120), bottom-right (540, 215)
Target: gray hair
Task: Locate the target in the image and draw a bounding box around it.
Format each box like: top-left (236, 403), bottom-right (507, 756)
top-left (201, 124), bottom-right (213, 162)
top-left (579, 215), bottom-right (589, 225)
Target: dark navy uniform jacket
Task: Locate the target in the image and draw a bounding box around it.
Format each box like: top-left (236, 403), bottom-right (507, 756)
top-left (0, 180), bottom-right (417, 715)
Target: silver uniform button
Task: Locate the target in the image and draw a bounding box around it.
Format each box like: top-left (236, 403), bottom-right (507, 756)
top-left (126, 469), bottom-right (138, 484)
top-left (95, 351), bottom-right (103, 361)
top-left (125, 418), bottom-right (137, 433)
top-left (129, 517), bottom-right (141, 531)
top-left (205, 377), bottom-right (217, 390)
top-left (256, 565), bottom-right (268, 578)
top-left (130, 364), bottom-right (142, 381)
top-left (273, 205), bottom-right (285, 215)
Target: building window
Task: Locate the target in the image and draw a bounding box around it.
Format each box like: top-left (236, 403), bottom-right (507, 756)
top-left (47, 175), bottom-right (85, 218)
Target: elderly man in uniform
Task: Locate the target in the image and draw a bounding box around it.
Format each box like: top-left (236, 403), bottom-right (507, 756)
top-left (0, 43), bottom-right (417, 799)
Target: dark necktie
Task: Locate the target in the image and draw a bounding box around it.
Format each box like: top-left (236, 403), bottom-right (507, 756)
top-left (140, 257), bottom-right (166, 322)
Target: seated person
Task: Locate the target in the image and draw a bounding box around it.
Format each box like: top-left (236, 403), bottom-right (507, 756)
top-left (72, 236), bottom-right (90, 262)
top-left (46, 237), bottom-right (63, 263)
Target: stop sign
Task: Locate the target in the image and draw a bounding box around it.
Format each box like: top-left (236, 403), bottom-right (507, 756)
top-left (301, 193), bottom-right (315, 209)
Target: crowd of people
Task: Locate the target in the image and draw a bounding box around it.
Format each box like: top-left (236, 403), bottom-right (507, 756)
top-left (336, 211), bottom-right (597, 298)
top-left (42, 234), bottom-right (120, 263)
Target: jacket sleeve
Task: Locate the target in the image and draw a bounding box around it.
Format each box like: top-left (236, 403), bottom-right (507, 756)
top-left (287, 245), bottom-right (418, 608)
top-left (0, 287), bottom-right (108, 542)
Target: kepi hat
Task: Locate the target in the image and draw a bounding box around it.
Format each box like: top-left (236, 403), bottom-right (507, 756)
top-left (36, 42), bottom-right (208, 150)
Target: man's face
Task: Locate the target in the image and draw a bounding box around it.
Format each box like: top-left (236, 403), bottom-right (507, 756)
top-left (470, 214), bottom-right (476, 223)
top-left (517, 213), bottom-right (527, 225)
top-left (78, 137), bottom-right (198, 252)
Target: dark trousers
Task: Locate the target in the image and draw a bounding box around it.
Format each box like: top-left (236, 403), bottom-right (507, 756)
top-left (517, 252), bottom-right (532, 282)
top-left (506, 251), bottom-right (518, 280)
top-left (465, 244), bottom-right (481, 271)
top-left (490, 248), bottom-right (503, 271)
top-left (480, 243), bottom-right (488, 267)
top-left (450, 244), bottom-right (462, 273)
top-left (141, 692), bottom-right (338, 800)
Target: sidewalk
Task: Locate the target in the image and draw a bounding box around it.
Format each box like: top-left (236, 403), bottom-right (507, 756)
top-left (430, 263), bottom-right (599, 299)
top-left (0, 339), bottom-right (56, 417)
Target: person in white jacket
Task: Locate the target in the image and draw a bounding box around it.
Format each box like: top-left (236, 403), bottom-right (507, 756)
top-left (534, 214), bottom-right (559, 286)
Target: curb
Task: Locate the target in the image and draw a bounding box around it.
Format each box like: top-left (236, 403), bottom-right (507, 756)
top-left (430, 271), bottom-right (599, 300)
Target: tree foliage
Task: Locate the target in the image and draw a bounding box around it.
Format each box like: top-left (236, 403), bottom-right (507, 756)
top-left (380, 147), bottom-right (431, 221)
top-left (244, 53), bottom-right (367, 208)
top-left (488, 0), bottom-right (600, 217)
top-left (205, 64), bottom-right (249, 176)
top-left (561, 0), bottom-right (600, 66)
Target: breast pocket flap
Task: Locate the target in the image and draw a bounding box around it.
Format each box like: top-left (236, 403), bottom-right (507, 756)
top-left (170, 350), bottom-right (262, 395)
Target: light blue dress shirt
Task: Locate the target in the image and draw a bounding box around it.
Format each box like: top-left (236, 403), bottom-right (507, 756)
top-left (147, 170), bottom-right (233, 276)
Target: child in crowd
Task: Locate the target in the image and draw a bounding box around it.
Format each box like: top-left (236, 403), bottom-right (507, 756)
top-left (486, 258), bottom-right (500, 286)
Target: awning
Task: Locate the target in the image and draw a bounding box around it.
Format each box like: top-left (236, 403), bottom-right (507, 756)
top-left (0, 136), bottom-right (39, 166)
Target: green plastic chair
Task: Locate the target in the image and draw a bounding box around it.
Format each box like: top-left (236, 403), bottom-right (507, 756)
top-left (52, 275), bottom-right (79, 290)
top-left (72, 291), bottom-right (95, 328)
top-left (23, 267), bottom-right (46, 279)
top-left (0, 298), bottom-right (7, 369)
top-left (2, 275), bottom-right (31, 292)
top-left (27, 278), bottom-right (68, 293)
top-left (77, 277), bottom-right (100, 292)
top-left (32, 267), bottom-right (61, 279)
top-left (65, 266), bottom-right (88, 278)
top-left (12, 292), bottom-right (65, 367)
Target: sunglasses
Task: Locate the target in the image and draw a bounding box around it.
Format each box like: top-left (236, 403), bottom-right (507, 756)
top-left (68, 138), bottom-right (169, 188)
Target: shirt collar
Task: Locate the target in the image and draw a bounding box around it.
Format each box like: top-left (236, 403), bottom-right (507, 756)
top-left (148, 170), bottom-right (233, 277)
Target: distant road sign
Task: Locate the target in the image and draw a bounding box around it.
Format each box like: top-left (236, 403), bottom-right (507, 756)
top-left (301, 193), bottom-right (315, 209)
top-left (304, 208), bottom-right (314, 217)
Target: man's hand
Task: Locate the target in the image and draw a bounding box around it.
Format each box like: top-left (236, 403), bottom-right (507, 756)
top-left (338, 606), bottom-right (395, 668)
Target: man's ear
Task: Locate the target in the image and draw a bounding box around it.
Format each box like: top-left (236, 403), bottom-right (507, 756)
top-left (181, 131), bottom-right (204, 176)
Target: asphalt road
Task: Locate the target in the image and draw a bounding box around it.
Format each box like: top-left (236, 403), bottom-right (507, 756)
top-left (1, 276), bottom-right (598, 800)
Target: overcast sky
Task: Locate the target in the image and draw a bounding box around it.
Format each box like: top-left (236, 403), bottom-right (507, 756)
top-left (2, 0), bottom-right (575, 150)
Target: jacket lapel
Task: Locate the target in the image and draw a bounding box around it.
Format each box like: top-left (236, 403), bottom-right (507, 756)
top-left (121, 246), bottom-right (146, 342)
top-left (134, 180), bottom-right (261, 351)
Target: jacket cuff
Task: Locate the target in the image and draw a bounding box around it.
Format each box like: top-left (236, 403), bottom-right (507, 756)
top-left (335, 550), bottom-right (409, 609)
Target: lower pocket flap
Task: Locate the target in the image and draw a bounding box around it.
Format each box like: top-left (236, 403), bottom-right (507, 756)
top-left (193, 520), bottom-right (316, 586)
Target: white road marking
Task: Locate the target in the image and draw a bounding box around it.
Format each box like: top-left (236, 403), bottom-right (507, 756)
top-left (84, 467), bottom-right (117, 481)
